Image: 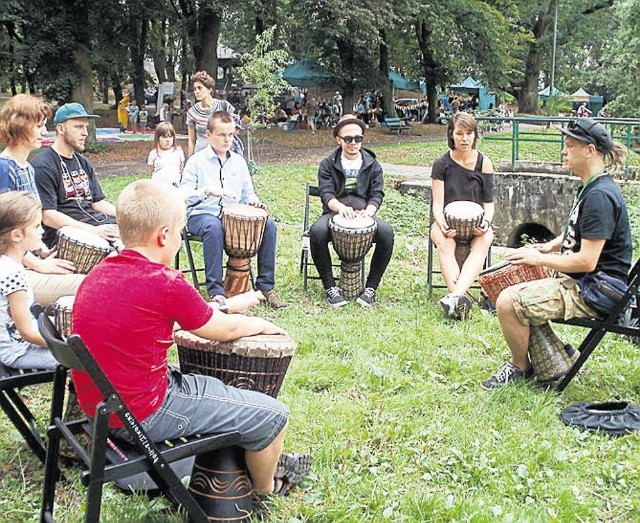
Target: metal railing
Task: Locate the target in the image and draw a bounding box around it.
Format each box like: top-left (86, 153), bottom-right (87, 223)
top-left (475, 116), bottom-right (640, 178)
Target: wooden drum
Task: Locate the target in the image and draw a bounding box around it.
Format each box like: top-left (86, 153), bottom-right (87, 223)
top-left (479, 261), bottom-right (551, 305)
top-left (49, 295), bottom-right (75, 339)
top-left (528, 322), bottom-right (579, 384)
top-left (328, 214), bottom-right (377, 300)
top-left (56, 226), bottom-right (113, 274)
top-left (174, 331), bottom-right (297, 521)
top-left (443, 201), bottom-right (484, 241)
top-left (221, 204), bottom-right (268, 297)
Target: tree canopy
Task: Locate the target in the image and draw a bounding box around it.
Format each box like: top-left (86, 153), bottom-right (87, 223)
top-left (0, 0), bottom-right (635, 120)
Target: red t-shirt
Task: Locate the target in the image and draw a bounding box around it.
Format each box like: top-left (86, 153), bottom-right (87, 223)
top-left (71, 249), bottom-right (213, 427)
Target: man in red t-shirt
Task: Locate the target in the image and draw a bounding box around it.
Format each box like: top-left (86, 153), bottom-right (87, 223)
top-left (72, 179), bottom-right (310, 496)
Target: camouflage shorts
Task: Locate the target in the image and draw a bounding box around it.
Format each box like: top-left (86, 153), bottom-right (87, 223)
top-left (506, 274), bottom-right (599, 326)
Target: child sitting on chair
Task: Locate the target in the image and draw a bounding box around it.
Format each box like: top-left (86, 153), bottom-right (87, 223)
top-left (0, 192), bottom-right (57, 369)
top-left (70, 179), bottom-right (311, 496)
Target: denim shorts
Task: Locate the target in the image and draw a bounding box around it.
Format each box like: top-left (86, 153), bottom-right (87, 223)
top-left (113, 368), bottom-right (289, 452)
top-left (507, 274), bottom-right (599, 325)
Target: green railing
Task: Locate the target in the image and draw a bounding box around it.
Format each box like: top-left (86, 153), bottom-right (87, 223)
top-left (475, 116), bottom-right (640, 178)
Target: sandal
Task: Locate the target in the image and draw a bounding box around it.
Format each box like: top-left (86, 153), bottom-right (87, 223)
top-left (273, 453), bottom-right (312, 496)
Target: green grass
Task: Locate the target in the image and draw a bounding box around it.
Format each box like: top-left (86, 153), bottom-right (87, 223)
top-left (1, 161), bottom-right (639, 521)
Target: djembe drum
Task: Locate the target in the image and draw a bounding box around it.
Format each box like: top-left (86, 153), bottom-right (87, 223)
top-left (328, 214), bottom-right (377, 300)
top-left (222, 204), bottom-right (268, 297)
top-left (56, 226), bottom-right (113, 274)
top-left (49, 295), bottom-right (75, 339)
top-left (529, 322), bottom-right (579, 384)
top-left (443, 201), bottom-right (484, 267)
top-left (174, 331), bottom-right (297, 522)
top-left (479, 261), bottom-right (551, 306)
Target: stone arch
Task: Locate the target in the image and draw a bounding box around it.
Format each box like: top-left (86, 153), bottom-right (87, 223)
top-left (507, 222), bottom-right (556, 248)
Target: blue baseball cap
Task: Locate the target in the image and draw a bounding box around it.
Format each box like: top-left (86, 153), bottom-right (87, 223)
top-left (53, 103), bottom-right (100, 125)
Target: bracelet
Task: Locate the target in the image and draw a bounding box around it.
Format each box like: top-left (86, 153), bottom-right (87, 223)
top-left (211, 295), bottom-right (228, 312)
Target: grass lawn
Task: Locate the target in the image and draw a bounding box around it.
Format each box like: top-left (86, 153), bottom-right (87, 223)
top-left (1, 157), bottom-right (639, 521)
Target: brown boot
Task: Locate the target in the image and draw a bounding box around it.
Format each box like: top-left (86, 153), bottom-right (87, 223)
top-left (261, 289), bottom-right (289, 309)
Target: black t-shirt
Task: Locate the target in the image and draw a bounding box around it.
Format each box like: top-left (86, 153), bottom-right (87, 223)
top-left (32, 147), bottom-right (115, 247)
top-left (561, 175), bottom-right (632, 280)
top-left (431, 151), bottom-right (495, 206)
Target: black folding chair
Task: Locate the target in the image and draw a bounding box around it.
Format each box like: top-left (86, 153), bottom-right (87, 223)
top-left (34, 305), bottom-right (241, 523)
top-left (0, 362), bottom-right (54, 464)
top-left (426, 196), bottom-right (492, 296)
top-left (300, 182), bottom-right (365, 291)
top-left (552, 258), bottom-right (640, 392)
top-left (175, 229), bottom-right (207, 290)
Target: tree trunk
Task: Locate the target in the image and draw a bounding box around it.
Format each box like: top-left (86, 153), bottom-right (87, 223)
top-left (129, 8), bottom-right (149, 105)
top-left (416, 20), bottom-right (440, 123)
top-left (518, 10), bottom-right (552, 114)
top-left (71, 45), bottom-right (97, 142)
top-left (111, 72), bottom-right (123, 109)
top-left (151, 19), bottom-right (168, 84)
top-left (195, 6), bottom-right (221, 77)
top-left (378, 29), bottom-right (394, 119)
top-left (337, 38), bottom-right (355, 115)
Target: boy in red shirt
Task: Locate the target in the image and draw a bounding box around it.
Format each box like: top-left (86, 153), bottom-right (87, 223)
top-left (71, 179), bottom-right (309, 495)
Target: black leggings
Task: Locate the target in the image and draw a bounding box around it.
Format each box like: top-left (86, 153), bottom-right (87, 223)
top-left (309, 213), bottom-right (394, 290)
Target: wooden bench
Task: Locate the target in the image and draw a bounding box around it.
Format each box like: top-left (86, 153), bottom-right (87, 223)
top-left (383, 117), bottom-right (410, 134)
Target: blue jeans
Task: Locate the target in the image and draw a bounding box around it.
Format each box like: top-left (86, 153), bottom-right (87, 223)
top-left (187, 213), bottom-right (277, 298)
top-left (113, 368), bottom-right (289, 451)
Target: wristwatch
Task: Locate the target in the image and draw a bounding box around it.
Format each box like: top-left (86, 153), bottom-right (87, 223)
top-left (211, 295), bottom-right (228, 312)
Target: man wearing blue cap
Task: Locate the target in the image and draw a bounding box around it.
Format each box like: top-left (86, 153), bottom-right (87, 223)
top-left (32, 102), bottom-right (120, 248)
top-left (482, 118), bottom-right (632, 389)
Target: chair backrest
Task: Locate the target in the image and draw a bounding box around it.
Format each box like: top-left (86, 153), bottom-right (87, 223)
top-left (33, 304), bottom-right (86, 371)
top-left (303, 183), bottom-right (321, 232)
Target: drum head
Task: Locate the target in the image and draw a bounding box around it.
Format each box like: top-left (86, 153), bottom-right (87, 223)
top-left (58, 226), bottom-right (111, 249)
top-left (223, 203), bottom-right (267, 219)
top-left (443, 201), bottom-right (484, 219)
top-left (330, 214), bottom-right (375, 230)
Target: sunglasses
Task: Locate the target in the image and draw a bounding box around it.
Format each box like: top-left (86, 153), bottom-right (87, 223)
top-left (340, 135), bottom-right (364, 144)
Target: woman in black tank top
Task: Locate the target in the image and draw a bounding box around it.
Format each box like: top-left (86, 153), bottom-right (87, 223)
top-left (430, 112), bottom-right (496, 319)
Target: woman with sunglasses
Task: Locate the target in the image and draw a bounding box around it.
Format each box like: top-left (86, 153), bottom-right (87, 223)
top-left (482, 118), bottom-right (631, 389)
top-left (431, 112), bottom-right (495, 319)
top-left (309, 114), bottom-right (394, 308)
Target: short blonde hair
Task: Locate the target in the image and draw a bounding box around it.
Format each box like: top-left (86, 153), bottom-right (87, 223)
top-left (116, 180), bottom-right (186, 246)
top-left (0, 94), bottom-right (51, 145)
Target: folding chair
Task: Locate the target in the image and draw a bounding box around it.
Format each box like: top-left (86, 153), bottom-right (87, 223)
top-left (175, 229), bottom-right (207, 290)
top-left (0, 362), bottom-right (54, 464)
top-left (34, 305), bottom-right (241, 523)
top-left (176, 229), bottom-right (256, 295)
top-left (427, 196), bottom-right (492, 296)
top-left (552, 258), bottom-right (640, 392)
top-left (300, 182), bottom-right (365, 291)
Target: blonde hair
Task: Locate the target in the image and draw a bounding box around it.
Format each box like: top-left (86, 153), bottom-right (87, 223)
top-left (116, 180), bottom-right (185, 246)
top-left (604, 142), bottom-right (627, 172)
top-left (207, 110), bottom-right (233, 132)
top-left (0, 192), bottom-right (41, 254)
top-left (0, 94), bottom-right (51, 145)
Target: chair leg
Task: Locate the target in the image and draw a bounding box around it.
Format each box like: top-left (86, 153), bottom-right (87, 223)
top-left (427, 239), bottom-right (434, 297)
top-left (0, 390), bottom-right (46, 464)
top-left (184, 237), bottom-right (201, 289)
top-left (302, 250), bottom-right (309, 291)
top-left (556, 327), bottom-right (608, 392)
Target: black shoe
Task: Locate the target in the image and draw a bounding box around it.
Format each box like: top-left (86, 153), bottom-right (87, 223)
top-left (326, 286), bottom-right (347, 307)
top-left (481, 361), bottom-right (529, 389)
top-left (356, 287), bottom-right (376, 308)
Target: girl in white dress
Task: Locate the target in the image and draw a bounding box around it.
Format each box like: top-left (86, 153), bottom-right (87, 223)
top-left (147, 122), bottom-right (185, 187)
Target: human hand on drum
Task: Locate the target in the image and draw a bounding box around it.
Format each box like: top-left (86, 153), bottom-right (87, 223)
top-left (204, 186), bottom-right (238, 200)
top-left (338, 205), bottom-right (357, 220)
top-left (226, 290), bottom-right (264, 312)
top-left (94, 224), bottom-right (121, 243)
top-left (439, 222), bottom-right (457, 238)
top-left (31, 251), bottom-right (76, 274)
top-left (473, 219), bottom-right (491, 237)
top-left (258, 319), bottom-right (287, 336)
top-left (505, 246), bottom-right (545, 266)
top-left (248, 200), bottom-right (267, 211)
